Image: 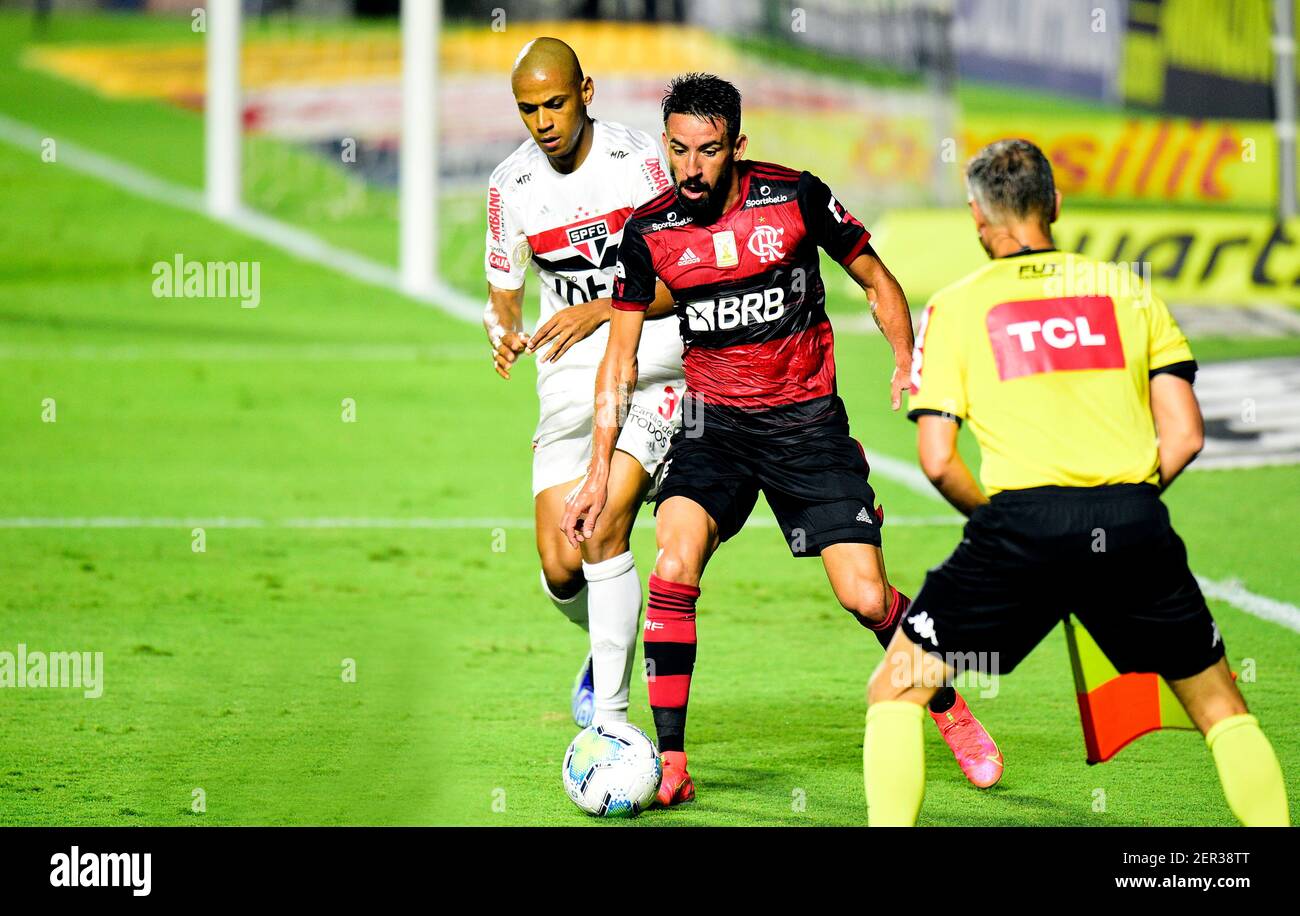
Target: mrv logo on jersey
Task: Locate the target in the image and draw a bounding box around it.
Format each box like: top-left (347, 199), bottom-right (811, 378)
top-left (685, 288), bottom-right (785, 331)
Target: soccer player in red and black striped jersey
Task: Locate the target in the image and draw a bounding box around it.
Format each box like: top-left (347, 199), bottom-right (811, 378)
top-left (561, 73), bottom-right (1002, 805)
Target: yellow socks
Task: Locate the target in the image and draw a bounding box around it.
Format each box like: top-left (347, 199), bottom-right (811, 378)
top-left (1206, 713), bottom-right (1290, 827)
top-left (864, 701), bottom-right (926, 826)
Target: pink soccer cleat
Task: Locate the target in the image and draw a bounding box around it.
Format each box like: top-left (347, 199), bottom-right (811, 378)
top-left (656, 751), bottom-right (696, 807)
top-left (931, 690), bottom-right (1003, 789)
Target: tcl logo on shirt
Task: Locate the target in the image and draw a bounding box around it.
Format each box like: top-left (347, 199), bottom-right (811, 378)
top-left (987, 296), bottom-right (1125, 381)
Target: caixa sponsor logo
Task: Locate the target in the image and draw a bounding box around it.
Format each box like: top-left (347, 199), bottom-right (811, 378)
top-left (685, 288), bottom-right (784, 331)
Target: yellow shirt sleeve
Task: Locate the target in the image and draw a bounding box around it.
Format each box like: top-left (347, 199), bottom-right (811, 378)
top-left (907, 296), bottom-right (968, 422)
top-left (1146, 292), bottom-right (1194, 371)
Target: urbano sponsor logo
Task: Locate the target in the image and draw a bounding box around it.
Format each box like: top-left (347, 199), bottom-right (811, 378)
top-left (685, 288), bottom-right (785, 332)
top-left (642, 157), bottom-right (671, 192)
top-left (487, 186), bottom-right (505, 244)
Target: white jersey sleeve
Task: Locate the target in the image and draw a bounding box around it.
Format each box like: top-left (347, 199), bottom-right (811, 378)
top-left (622, 126), bottom-right (674, 210)
top-left (484, 158), bottom-right (529, 291)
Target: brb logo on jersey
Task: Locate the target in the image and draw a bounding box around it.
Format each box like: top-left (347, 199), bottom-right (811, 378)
top-left (747, 225), bottom-right (786, 264)
top-left (567, 221), bottom-right (610, 267)
top-left (685, 288), bottom-right (785, 332)
top-left (987, 296), bottom-right (1125, 381)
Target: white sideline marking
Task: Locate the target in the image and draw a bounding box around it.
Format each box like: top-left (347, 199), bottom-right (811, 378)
top-left (0, 112), bottom-right (481, 323)
top-left (862, 449), bottom-right (937, 499)
top-left (0, 515), bottom-right (962, 530)
top-left (1197, 576), bottom-right (1300, 634)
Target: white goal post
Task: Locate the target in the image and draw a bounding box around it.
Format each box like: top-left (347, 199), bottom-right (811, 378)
top-left (204, 0), bottom-right (442, 296)
top-left (204, 0), bottom-right (241, 219)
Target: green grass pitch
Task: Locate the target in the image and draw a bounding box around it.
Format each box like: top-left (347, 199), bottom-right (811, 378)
top-left (1, 12), bottom-right (1298, 826)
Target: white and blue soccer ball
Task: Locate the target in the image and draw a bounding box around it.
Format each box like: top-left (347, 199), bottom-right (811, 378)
top-left (562, 722), bottom-right (662, 818)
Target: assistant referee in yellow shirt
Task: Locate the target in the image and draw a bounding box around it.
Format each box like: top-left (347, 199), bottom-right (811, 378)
top-left (863, 139), bottom-right (1289, 827)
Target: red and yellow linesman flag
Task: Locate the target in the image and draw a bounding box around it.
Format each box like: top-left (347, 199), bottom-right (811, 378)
top-left (1063, 615), bottom-right (1197, 764)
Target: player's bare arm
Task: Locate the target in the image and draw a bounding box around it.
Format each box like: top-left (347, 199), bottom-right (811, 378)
top-left (845, 246), bottom-right (913, 410)
top-left (484, 283), bottom-right (530, 380)
top-left (527, 280), bottom-right (674, 364)
top-left (916, 413), bottom-right (988, 517)
top-left (1149, 373), bottom-right (1205, 490)
top-left (560, 308), bottom-right (646, 547)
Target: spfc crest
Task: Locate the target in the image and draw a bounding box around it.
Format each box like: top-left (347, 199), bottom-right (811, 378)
top-left (567, 220), bottom-right (610, 267)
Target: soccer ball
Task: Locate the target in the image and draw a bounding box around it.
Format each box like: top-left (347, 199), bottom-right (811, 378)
top-left (561, 722), bottom-right (662, 818)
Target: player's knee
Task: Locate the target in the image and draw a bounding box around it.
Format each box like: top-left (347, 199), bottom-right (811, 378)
top-left (581, 524), bottom-right (631, 564)
top-left (653, 551), bottom-right (701, 588)
top-left (538, 552), bottom-right (584, 601)
top-left (1191, 688), bottom-right (1250, 734)
top-left (839, 579), bottom-right (889, 627)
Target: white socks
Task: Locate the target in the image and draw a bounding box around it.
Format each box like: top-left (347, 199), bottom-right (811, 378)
top-left (540, 570), bottom-right (588, 631)
top-left (581, 551), bottom-right (642, 725)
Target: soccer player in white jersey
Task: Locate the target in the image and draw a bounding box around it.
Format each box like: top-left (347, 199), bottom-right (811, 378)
top-left (483, 38), bottom-right (683, 727)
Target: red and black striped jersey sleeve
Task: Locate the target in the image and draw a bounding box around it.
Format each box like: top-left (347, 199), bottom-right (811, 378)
top-left (612, 217), bottom-right (655, 312)
top-left (798, 172), bottom-right (871, 266)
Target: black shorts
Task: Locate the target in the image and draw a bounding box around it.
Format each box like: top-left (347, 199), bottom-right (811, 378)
top-left (652, 394), bottom-right (881, 556)
top-left (900, 483), bottom-right (1224, 681)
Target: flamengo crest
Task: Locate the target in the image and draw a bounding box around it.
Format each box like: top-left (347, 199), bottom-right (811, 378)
top-left (747, 225), bottom-right (785, 263)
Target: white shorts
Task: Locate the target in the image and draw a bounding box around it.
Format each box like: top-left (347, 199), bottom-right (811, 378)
top-left (531, 378), bottom-right (685, 497)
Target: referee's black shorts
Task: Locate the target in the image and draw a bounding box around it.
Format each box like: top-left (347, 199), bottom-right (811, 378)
top-left (899, 483), bottom-right (1225, 681)
top-left (652, 394), bottom-right (882, 556)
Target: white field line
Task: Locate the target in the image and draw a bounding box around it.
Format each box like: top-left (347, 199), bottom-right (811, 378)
top-left (1196, 576), bottom-right (1300, 634)
top-left (0, 112), bottom-right (481, 322)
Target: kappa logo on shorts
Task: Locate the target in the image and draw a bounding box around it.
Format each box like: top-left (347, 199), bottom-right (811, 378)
top-left (907, 610), bottom-right (939, 647)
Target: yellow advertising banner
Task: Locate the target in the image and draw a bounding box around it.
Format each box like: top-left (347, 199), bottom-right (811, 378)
top-left (959, 113), bottom-right (1277, 209)
top-left (874, 208), bottom-right (1300, 306)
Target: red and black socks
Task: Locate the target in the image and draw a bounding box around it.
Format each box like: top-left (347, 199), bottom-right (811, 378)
top-left (643, 574), bottom-right (699, 754)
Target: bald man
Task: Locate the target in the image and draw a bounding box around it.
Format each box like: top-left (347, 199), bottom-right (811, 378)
top-left (483, 38), bottom-right (681, 729)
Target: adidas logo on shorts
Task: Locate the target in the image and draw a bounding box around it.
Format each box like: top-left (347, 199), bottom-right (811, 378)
top-left (856, 506), bottom-right (873, 524)
top-left (677, 248), bottom-right (701, 266)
